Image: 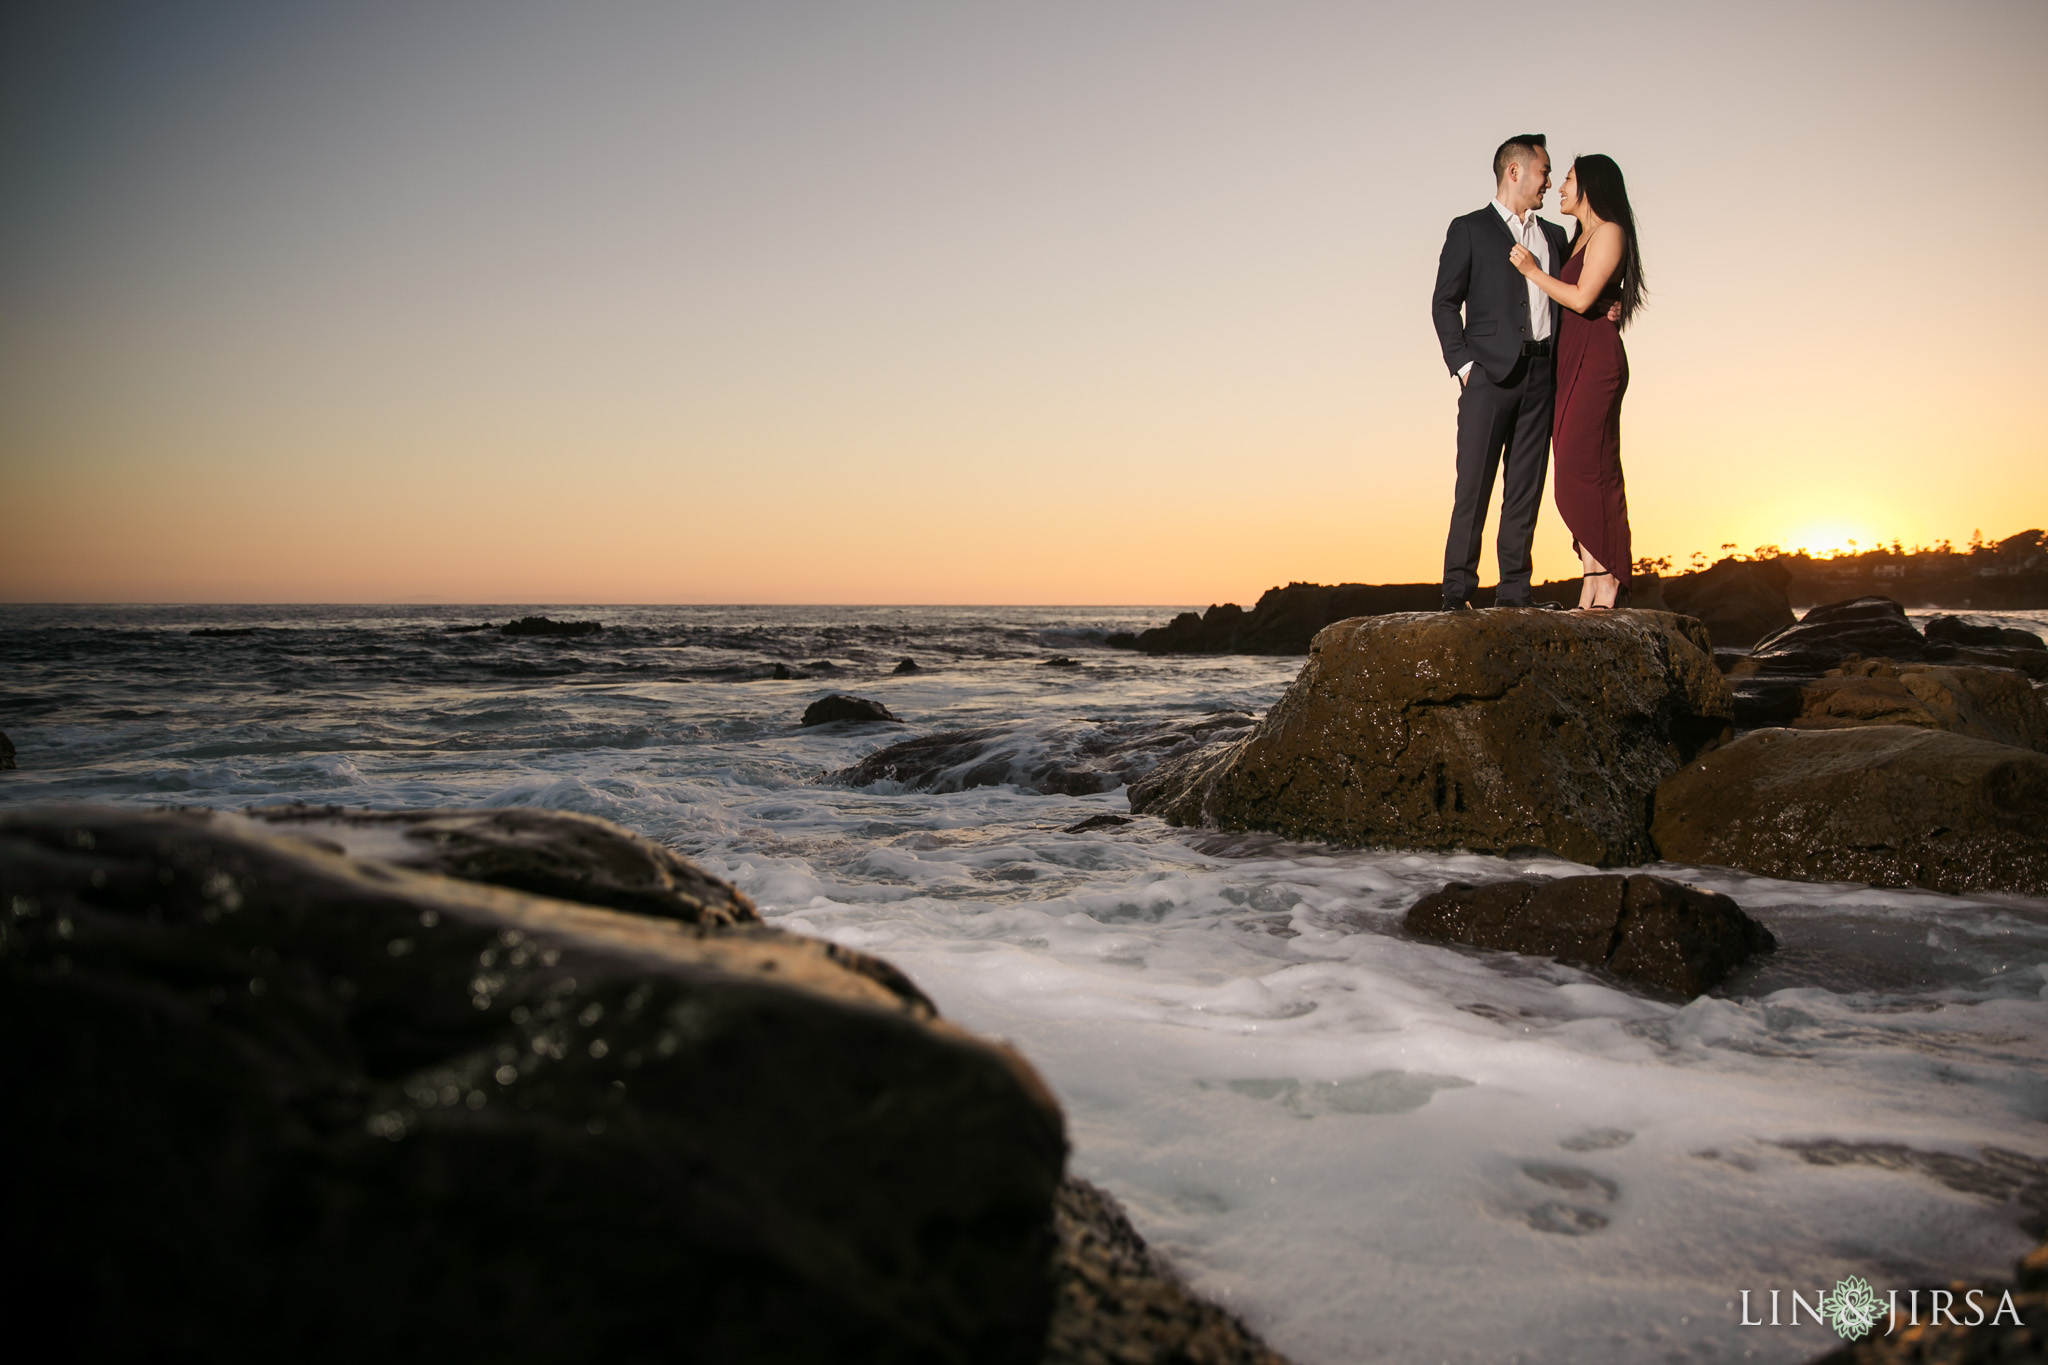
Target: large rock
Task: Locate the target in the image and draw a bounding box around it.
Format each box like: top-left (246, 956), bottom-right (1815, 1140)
top-left (1043, 1177), bottom-right (1291, 1365)
top-left (1793, 659), bottom-right (2048, 753)
top-left (1660, 557), bottom-right (1796, 648)
top-left (500, 616), bottom-right (601, 637)
top-left (1405, 874), bottom-right (1774, 997)
top-left (0, 805), bottom-right (1065, 1362)
top-left (1129, 610), bottom-right (1732, 867)
top-left (838, 714), bottom-right (1258, 797)
top-left (1925, 614), bottom-right (2048, 652)
top-left (1744, 597), bottom-right (1934, 673)
top-left (801, 694), bottom-right (901, 726)
top-left (1651, 727), bottom-right (2048, 896)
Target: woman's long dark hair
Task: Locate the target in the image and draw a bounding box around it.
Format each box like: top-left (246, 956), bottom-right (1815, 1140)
top-left (1569, 154), bottom-right (1646, 328)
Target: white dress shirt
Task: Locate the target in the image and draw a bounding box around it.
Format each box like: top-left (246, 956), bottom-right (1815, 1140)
top-left (1458, 198), bottom-right (1552, 382)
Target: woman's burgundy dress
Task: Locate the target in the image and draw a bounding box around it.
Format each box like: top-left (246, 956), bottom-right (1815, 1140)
top-left (1552, 247), bottom-right (1631, 586)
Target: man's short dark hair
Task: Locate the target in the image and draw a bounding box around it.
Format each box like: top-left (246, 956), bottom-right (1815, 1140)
top-left (1493, 134), bottom-right (1547, 183)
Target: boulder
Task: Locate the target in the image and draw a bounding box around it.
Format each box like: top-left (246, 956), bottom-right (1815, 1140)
top-left (1743, 597), bottom-right (1933, 673)
top-left (1925, 615), bottom-right (2048, 652)
top-left (1042, 657), bottom-right (1081, 668)
top-left (500, 616), bottom-right (601, 637)
top-left (1043, 1176), bottom-right (1291, 1365)
top-left (801, 694), bottom-right (900, 726)
top-left (1660, 557), bottom-right (1796, 647)
top-left (442, 622), bottom-right (495, 633)
top-left (0, 805), bottom-right (1065, 1362)
top-left (1405, 874), bottom-right (1774, 997)
top-left (839, 714), bottom-right (1258, 798)
top-left (1793, 659), bottom-right (2048, 752)
top-left (771, 663), bottom-right (813, 680)
top-left (1062, 815), bottom-right (1133, 834)
top-left (1129, 610), bottom-right (1732, 867)
top-left (892, 658), bottom-right (922, 674)
top-left (1651, 727), bottom-right (2048, 896)
top-left (0, 730), bottom-right (12, 771)
top-left (245, 805), bottom-right (764, 929)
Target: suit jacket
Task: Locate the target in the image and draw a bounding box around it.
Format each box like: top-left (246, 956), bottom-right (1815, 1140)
top-left (1431, 205), bottom-right (1571, 383)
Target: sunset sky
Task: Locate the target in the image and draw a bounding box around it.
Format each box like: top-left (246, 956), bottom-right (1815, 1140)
top-left (4, 0), bottom-right (2044, 604)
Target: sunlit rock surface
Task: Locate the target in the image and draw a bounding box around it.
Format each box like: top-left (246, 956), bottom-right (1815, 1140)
top-left (1791, 658), bottom-right (2048, 752)
top-left (0, 804), bottom-right (1066, 1362)
top-left (1405, 874), bottom-right (1775, 998)
top-left (1652, 727), bottom-right (2048, 896)
top-left (1129, 610), bottom-right (1732, 866)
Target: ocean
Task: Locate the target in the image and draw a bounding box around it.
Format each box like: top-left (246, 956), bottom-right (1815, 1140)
top-left (4, 602), bottom-right (2047, 1364)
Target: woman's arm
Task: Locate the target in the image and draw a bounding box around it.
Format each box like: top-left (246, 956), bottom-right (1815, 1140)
top-left (1508, 222), bottom-right (1622, 314)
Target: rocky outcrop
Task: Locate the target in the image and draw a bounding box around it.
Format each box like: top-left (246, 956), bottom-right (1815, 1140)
top-left (1793, 659), bottom-right (2048, 752)
top-left (1651, 727), bottom-right (2048, 896)
top-left (0, 804), bottom-right (1066, 1362)
top-left (1926, 614), bottom-right (2048, 651)
top-left (838, 714), bottom-right (1258, 797)
top-left (893, 658), bottom-right (922, 674)
top-left (246, 805), bottom-right (764, 928)
top-left (500, 615), bottom-right (601, 637)
top-left (1129, 610), bottom-right (1731, 867)
top-left (801, 694), bottom-right (901, 726)
top-left (1404, 875), bottom-right (1774, 997)
top-left (1043, 1176), bottom-right (1291, 1365)
top-left (1660, 557), bottom-right (1796, 648)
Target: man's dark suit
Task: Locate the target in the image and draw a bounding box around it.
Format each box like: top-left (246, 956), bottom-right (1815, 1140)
top-left (1431, 204), bottom-right (1571, 604)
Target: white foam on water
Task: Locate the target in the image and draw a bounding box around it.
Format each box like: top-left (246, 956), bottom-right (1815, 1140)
top-left (5, 603), bottom-right (2046, 1364)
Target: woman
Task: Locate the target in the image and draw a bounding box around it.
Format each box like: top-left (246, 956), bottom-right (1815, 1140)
top-left (1507, 154), bottom-right (1645, 609)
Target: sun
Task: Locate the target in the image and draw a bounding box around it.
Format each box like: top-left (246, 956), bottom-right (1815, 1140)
top-left (1785, 525), bottom-right (1869, 559)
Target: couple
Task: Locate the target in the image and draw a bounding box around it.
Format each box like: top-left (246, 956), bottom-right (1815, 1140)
top-left (1432, 133), bottom-right (1645, 611)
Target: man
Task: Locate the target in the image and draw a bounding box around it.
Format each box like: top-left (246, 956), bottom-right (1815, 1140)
top-left (1431, 133), bottom-right (1572, 611)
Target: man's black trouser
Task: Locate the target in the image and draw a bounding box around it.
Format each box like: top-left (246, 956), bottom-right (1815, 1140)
top-left (1441, 350), bottom-right (1553, 604)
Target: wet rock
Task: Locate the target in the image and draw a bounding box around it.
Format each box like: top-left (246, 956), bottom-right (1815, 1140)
top-left (1742, 597), bottom-right (1933, 673)
top-left (1405, 875), bottom-right (1774, 998)
top-left (1729, 677), bottom-right (1808, 730)
top-left (1793, 659), bottom-right (2048, 752)
top-left (1062, 815), bottom-right (1132, 834)
top-left (1042, 657), bottom-right (1081, 668)
top-left (1651, 727), bottom-right (2048, 896)
top-left (500, 616), bottom-right (602, 637)
top-left (1659, 557), bottom-right (1796, 648)
top-left (772, 663), bottom-right (813, 681)
top-left (1130, 610), bottom-right (1731, 867)
top-left (801, 694), bottom-right (901, 726)
top-left (1924, 615), bottom-right (2048, 652)
top-left (442, 622), bottom-right (495, 633)
top-left (805, 660), bottom-right (841, 673)
top-left (0, 731), bottom-right (12, 771)
top-left (1043, 1176), bottom-right (1292, 1365)
top-left (245, 805), bottom-right (764, 930)
top-left (0, 805), bottom-right (1066, 1363)
top-left (838, 714), bottom-right (1258, 798)
top-left (892, 658), bottom-right (922, 674)
top-left (1803, 1239), bottom-right (2048, 1364)
top-left (190, 626), bottom-right (256, 637)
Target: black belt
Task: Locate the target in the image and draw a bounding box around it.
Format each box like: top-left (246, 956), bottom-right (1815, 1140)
top-left (1520, 339), bottom-right (1552, 357)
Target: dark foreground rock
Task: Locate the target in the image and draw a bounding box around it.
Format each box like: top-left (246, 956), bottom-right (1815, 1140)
top-left (802, 694), bottom-right (901, 726)
top-left (893, 658), bottom-right (922, 674)
top-left (1805, 1241), bottom-right (2047, 1364)
top-left (1652, 727), bottom-right (2048, 896)
top-left (0, 804), bottom-right (1066, 1362)
top-left (500, 615), bottom-right (602, 637)
top-left (1405, 875), bottom-right (1774, 998)
top-left (838, 713), bottom-right (1259, 797)
top-left (0, 730), bottom-right (12, 771)
top-left (1660, 557), bottom-right (1796, 648)
top-left (1043, 1176), bottom-right (1290, 1365)
top-left (1130, 611), bottom-right (1731, 866)
top-left (1793, 659), bottom-right (2048, 752)
top-left (1926, 614), bottom-right (2048, 652)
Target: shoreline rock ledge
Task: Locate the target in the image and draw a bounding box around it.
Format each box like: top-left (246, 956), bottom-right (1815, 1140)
top-left (0, 804), bottom-right (1291, 1363)
top-left (1130, 609), bottom-right (1732, 867)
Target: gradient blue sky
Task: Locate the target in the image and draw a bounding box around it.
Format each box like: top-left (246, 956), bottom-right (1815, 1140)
top-left (4, 0), bottom-right (2043, 602)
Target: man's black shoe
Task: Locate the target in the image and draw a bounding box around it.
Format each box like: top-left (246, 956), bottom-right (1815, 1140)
top-left (1439, 596), bottom-right (1472, 612)
top-left (1493, 596), bottom-right (1532, 609)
